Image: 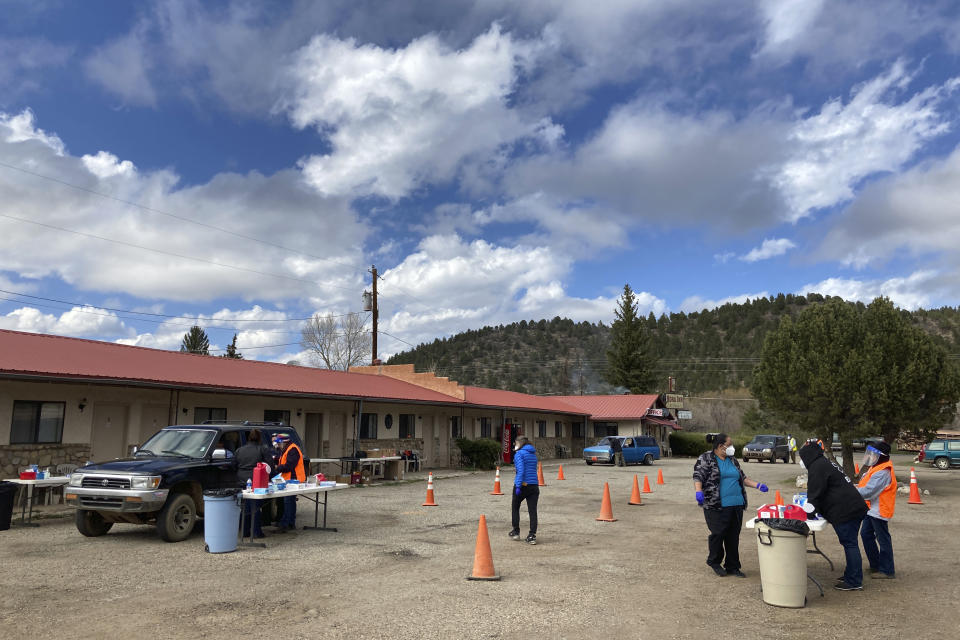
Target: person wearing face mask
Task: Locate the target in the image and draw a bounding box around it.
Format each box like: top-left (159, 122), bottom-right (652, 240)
top-left (693, 433), bottom-right (769, 577)
top-left (508, 435), bottom-right (540, 545)
top-left (798, 441), bottom-right (868, 591)
top-left (856, 442), bottom-right (897, 579)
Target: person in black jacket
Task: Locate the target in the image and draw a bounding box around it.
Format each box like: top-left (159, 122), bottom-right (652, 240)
top-left (799, 441), bottom-right (868, 591)
top-left (235, 429), bottom-right (271, 538)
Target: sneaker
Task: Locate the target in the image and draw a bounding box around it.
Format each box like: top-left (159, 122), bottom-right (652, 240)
top-left (508, 530), bottom-right (521, 540)
top-left (525, 534), bottom-right (537, 545)
top-left (728, 570), bottom-right (747, 578)
top-left (710, 565), bottom-right (727, 577)
top-left (833, 580), bottom-right (863, 591)
top-left (871, 572), bottom-right (895, 579)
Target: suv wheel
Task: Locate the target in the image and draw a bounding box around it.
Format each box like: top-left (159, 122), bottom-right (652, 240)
top-left (157, 493), bottom-right (197, 542)
top-left (76, 510), bottom-right (113, 537)
top-left (935, 457), bottom-right (950, 470)
top-left (643, 453), bottom-right (654, 465)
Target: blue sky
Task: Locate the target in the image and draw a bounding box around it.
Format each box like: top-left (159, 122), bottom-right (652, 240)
top-left (2, 0), bottom-right (960, 363)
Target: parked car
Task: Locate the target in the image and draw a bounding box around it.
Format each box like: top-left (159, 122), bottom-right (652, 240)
top-left (65, 422), bottom-right (307, 542)
top-left (918, 438), bottom-right (960, 470)
top-left (831, 433), bottom-right (883, 451)
top-left (742, 435), bottom-right (789, 463)
top-left (583, 436), bottom-right (660, 466)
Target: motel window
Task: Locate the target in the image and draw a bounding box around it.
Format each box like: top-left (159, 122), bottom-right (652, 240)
top-left (10, 401), bottom-right (65, 444)
top-left (359, 413), bottom-right (378, 439)
top-left (399, 414), bottom-right (416, 438)
top-left (573, 420), bottom-right (584, 438)
top-left (450, 416), bottom-right (461, 439)
top-left (264, 409), bottom-right (291, 425)
top-left (537, 420), bottom-right (547, 438)
top-left (480, 417), bottom-right (492, 439)
top-left (555, 421), bottom-right (563, 438)
top-left (195, 407), bottom-right (227, 423)
top-left (594, 422), bottom-right (618, 437)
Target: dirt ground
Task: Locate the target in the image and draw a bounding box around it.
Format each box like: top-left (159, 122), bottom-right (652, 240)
top-left (1, 455), bottom-right (957, 640)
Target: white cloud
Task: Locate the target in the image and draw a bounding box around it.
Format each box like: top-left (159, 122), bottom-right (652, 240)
top-left (740, 238), bottom-right (796, 262)
top-left (714, 252), bottom-right (735, 264)
top-left (774, 61), bottom-right (959, 219)
top-left (755, 0), bottom-right (825, 58)
top-left (678, 292), bottom-right (770, 314)
top-left (799, 271), bottom-right (938, 310)
top-left (0, 37), bottom-right (72, 101)
top-left (0, 305), bottom-right (131, 337)
top-left (0, 109), bottom-right (368, 303)
top-left (282, 26), bottom-right (552, 199)
top-left (83, 27), bottom-right (157, 107)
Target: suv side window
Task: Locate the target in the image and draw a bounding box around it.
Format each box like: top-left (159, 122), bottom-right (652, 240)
top-left (948, 441), bottom-right (960, 451)
top-left (929, 442), bottom-right (945, 450)
top-left (639, 436), bottom-right (656, 446)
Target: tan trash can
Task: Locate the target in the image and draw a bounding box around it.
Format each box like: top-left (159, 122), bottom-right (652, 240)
top-left (756, 521), bottom-right (808, 608)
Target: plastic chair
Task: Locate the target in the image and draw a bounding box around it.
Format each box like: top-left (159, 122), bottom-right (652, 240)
top-left (48, 464), bottom-right (78, 504)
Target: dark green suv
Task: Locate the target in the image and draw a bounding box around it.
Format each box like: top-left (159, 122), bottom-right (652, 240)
top-left (919, 438), bottom-right (960, 470)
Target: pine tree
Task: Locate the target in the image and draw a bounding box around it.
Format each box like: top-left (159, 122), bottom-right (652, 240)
top-left (180, 326), bottom-right (210, 355)
top-left (222, 334), bottom-right (243, 359)
top-left (604, 284), bottom-right (658, 393)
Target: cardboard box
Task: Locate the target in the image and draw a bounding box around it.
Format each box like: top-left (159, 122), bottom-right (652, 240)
top-left (336, 475), bottom-right (351, 485)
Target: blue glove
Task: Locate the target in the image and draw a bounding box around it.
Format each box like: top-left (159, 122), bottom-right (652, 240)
top-left (695, 491), bottom-right (704, 506)
top-left (756, 483), bottom-right (768, 493)
top-left (515, 485), bottom-right (521, 496)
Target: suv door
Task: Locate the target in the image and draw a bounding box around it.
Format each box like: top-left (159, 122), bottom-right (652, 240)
top-left (949, 440), bottom-right (960, 466)
top-left (621, 438), bottom-right (640, 464)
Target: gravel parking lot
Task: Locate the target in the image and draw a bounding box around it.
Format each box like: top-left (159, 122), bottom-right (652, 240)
top-left (2, 455), bottom-right (958, 640)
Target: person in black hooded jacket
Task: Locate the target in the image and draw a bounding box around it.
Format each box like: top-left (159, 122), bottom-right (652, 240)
top-left (799, 441), bottom-right (868, 591)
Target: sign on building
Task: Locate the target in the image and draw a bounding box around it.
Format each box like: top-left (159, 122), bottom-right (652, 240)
top-left (647, 408), bottom-right (667, 417)
top-left (663, 393), bottom-right (684, 409)
top-left (677, 410), bottom-right (693, 420)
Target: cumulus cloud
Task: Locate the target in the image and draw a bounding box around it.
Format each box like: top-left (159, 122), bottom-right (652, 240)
top-left (740, 238), bottom-right (796, 262)
top-left (282, 26), bottom-right (552, 199)
top-left (799, 271), bottom-right (939, 311)
top-left (0, 305), bottom-right (131, 337)
top-left (0, 109), bottom-right (368, 304)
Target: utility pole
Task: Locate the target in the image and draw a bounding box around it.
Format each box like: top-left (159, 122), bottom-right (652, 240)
top-left (370, 264), bottom-right (378, 365)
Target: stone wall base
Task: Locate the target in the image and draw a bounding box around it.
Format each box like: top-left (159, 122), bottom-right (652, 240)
top-left (1, 443), bottom-right (91, 478)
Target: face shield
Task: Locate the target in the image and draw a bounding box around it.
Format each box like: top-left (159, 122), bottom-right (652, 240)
top-left (860, 445), bottom-right (881, 469)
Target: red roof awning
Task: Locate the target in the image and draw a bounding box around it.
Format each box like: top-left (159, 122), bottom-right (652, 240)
top-left (644, 416), bottom-right (681, 430)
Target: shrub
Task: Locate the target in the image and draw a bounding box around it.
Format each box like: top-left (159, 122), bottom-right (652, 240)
top-left (455, 438), bottom-right (501, 470)
top-left (669, 432), bottom-right (752, 458)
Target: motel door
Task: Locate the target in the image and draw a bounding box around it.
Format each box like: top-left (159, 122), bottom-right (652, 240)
top-left (91, 403), bottom-right (130, 461)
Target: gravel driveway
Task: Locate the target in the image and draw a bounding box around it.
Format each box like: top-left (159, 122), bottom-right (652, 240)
top-left (1, 455), bottom-right (956, 640)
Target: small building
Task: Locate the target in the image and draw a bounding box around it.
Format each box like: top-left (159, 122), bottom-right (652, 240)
top-left (0, 330), bottom-right (590, 477)
top-left (553, 394), bottom-right (681, 456)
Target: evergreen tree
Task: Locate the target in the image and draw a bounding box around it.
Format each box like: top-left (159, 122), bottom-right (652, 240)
top-left (604, 284), bottom-right (658, 393)
top-left (180, 326), bottom-right (210, 355)
top-left (222, 334), bottom-right (243, 359)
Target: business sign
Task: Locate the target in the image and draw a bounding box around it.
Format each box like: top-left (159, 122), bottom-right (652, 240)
top-left (677, 410), bottom-right (693, 420)
top-left (646, 408), bottom-right (667, 417)
top-left (664, 393), bottom-right (684, 409)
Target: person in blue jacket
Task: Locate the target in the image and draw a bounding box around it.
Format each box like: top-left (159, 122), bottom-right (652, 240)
top-left (509, 435), bottom-right (540, 545)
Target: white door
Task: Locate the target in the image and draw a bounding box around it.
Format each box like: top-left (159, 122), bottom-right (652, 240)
top-left (139, 404), bottom-right (169, 445)
top-left (91, 403), bottom-right (129, 461)
top-left (304, 412), bottom-right (323, 458)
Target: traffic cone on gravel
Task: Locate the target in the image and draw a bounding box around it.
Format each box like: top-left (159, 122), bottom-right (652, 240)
top-left (908, 467), bottom-right (924, 505)
top-left (855, 462), bottom-right (860, 475)
top-left (656, 469), bottom-right (665, 485)
top-left (596, 482), bottom-right (617, 522)
top-left (490, 467), bottom-right (504, 496)
top-left (537, 462), bottom-right (546, 487)
top-left (774, 490), bottom-right (784, 506)
top-left (642, 475), bottom-right (652, 493)
top-left (557, 465), bottom-right (566, 481)
top-left (422, 472), bottom-right (438, 506)
top-left (466, 515), bottom-right (500, 581)
top-left (628, 475), bottom-right (644, 506)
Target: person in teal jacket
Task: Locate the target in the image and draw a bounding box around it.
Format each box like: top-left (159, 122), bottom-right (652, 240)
top-left (509, 435), bottom-right (540, 545)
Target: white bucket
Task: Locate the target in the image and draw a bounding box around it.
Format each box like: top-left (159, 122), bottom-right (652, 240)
top-left (756, 522), bottom-right (808, 608)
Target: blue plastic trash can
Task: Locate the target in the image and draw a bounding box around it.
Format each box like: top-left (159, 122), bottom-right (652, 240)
top-left (203, 489), bottom-right (241, 553)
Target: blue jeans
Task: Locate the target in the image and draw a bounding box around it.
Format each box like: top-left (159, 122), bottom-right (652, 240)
top-left (280, 495), bottom-right (297, 528)
top-left (861, 515), bottom-right (894, 576)
top-left (242, 500), bottom-right (263, 537)
top-left (832, 518), bottom-right (864, 587)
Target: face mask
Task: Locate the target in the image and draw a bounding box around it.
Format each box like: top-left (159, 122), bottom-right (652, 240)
top-left (725, 446), bottom-right (736, 458)
top-left (860, 446), bottom-right (880, 469)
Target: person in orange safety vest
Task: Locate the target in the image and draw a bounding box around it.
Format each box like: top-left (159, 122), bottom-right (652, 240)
top-left (856, 441), bottom-right (897, 579)
top-left (273, 433), bottom-right (305, 532)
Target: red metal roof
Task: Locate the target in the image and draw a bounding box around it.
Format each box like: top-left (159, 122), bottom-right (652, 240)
top-left (0, 329), bottom-right (461, 404)
top-left (553, 394), bottom-right (662, 420)
top-left (464, 387), bottom-right (591, 416)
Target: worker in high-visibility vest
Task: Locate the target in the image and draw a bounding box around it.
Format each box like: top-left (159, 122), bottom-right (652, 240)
top-left (857, 442), bottom-right (897, 579)
top-left (273, 433), bottom-right (305, 532)
top-left (788, 435), bottom-right (798, 464)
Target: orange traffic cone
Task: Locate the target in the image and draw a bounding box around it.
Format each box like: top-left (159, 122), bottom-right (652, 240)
top-left (557, 465), bottom-right (566, 481)
top-left (596, 482), bottom-right (617, 521)
top-left (656, 469), bottom-right (665, 485)
top-left (908, 467), bottom-right (924, 505)
top-left (774, 490), bottom-right (784, 506)
top-left (537, 462), bottom-right (546, 486)
top-left (422, 472), bottom-right (438, 506)
top-left (466, 515), bottom-right (500, 581)
top-left (490, 467), bottom-right (504, 496)
top-left (642, 475), bottom-right (652, 493)
top-left (628, 475), bottom-right (644, 505)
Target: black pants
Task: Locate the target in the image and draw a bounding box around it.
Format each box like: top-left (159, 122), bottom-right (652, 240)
top-left (703, 506), bottom-right (744, 571)
top-left (511, 485), bottom-right (539, 535)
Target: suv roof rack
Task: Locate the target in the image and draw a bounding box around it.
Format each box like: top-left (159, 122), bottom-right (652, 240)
top-left (200, 420), bottom-right (288, 426)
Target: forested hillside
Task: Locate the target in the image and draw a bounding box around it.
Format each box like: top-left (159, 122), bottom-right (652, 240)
top-left (386, 293), bottom-right (960, 395)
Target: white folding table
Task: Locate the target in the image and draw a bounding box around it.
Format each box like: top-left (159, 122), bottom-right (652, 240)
top-left (238, 483), bottom-right (348, 548)
top-left (2, 477), bottom-right (70, 526)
